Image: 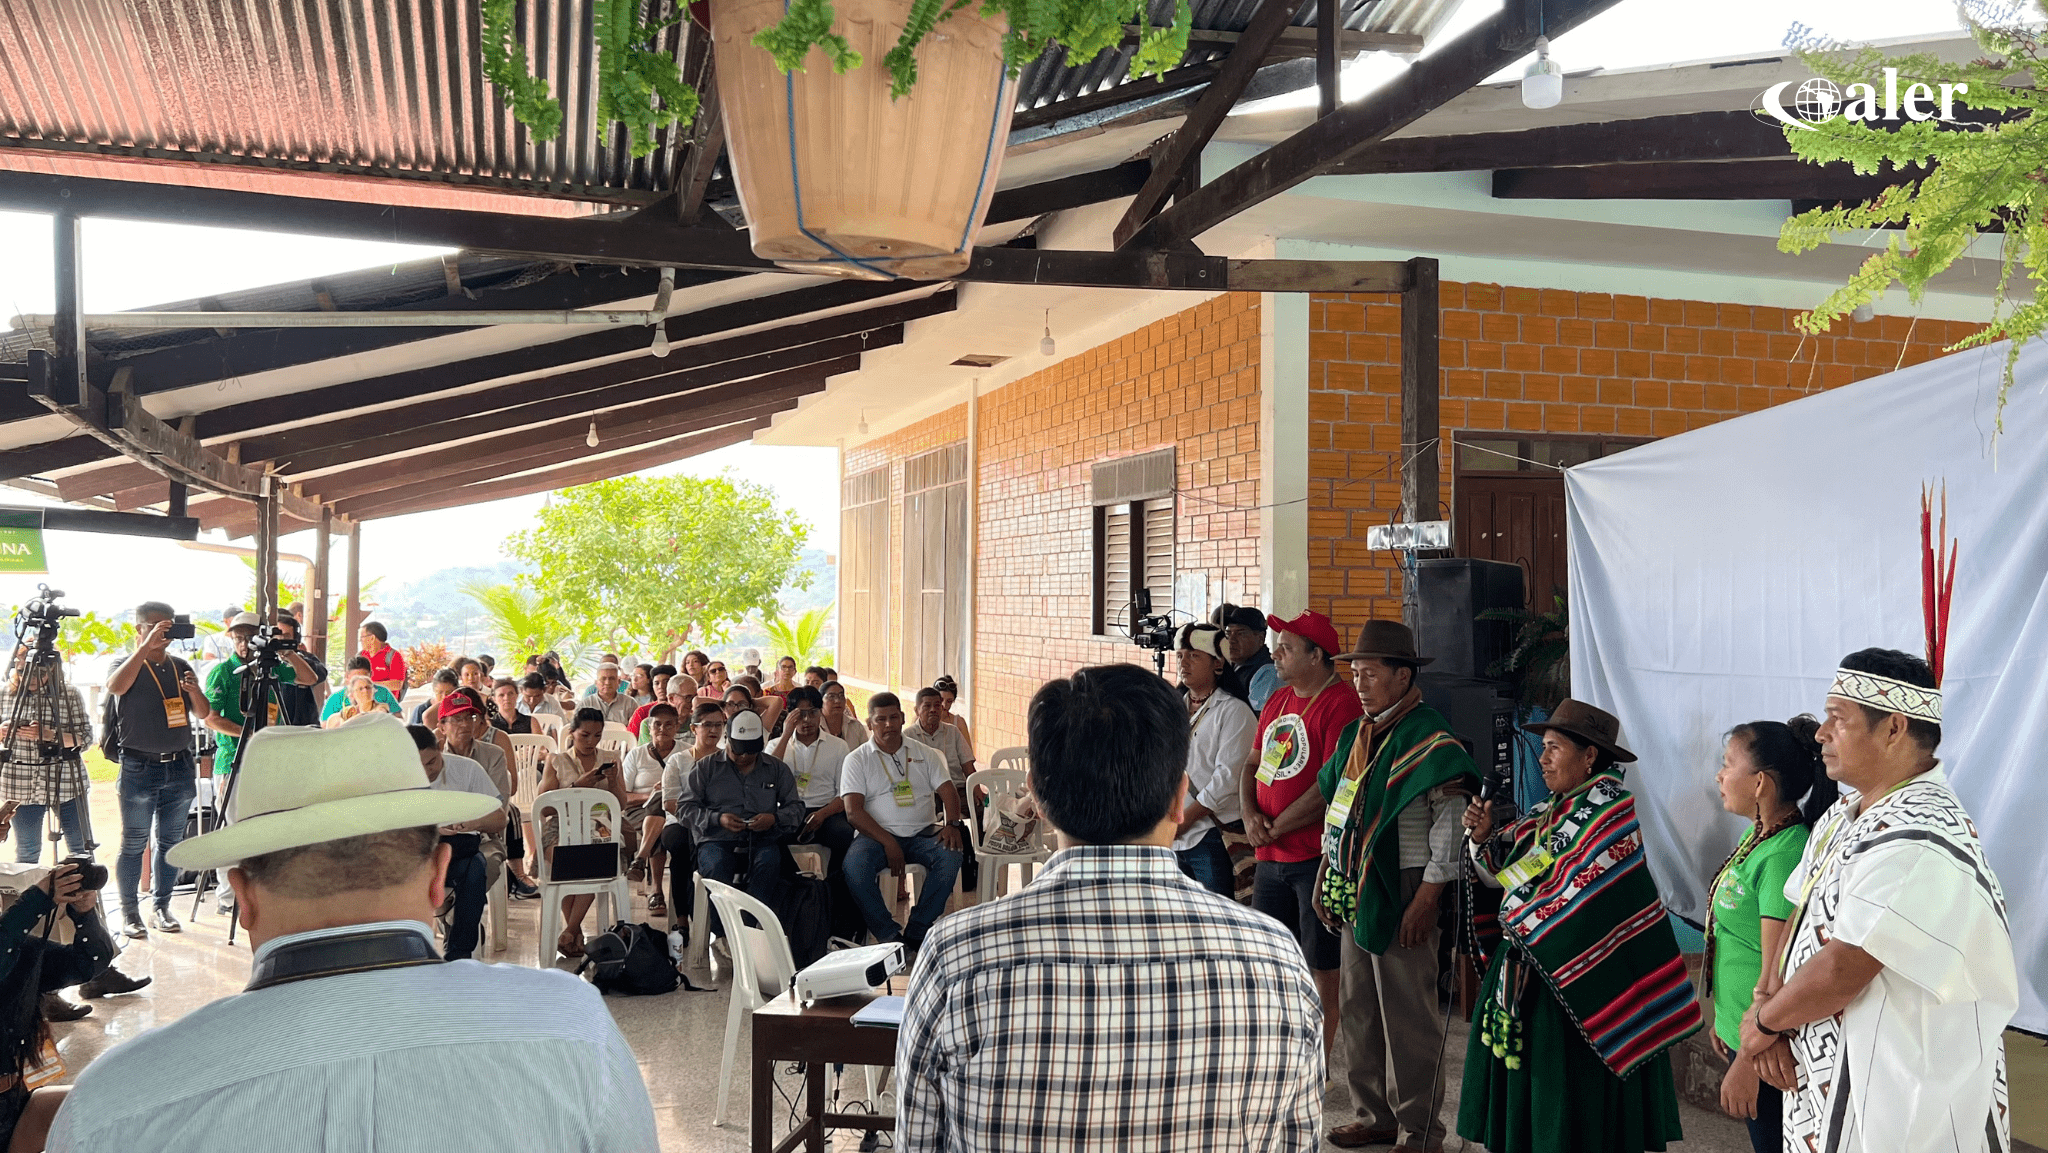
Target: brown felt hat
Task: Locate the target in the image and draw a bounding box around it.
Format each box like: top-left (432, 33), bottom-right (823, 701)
top-left (1522, 698), bottom-right (1637, 763)
top-left (1337, 620), bottom-right (1434, 667)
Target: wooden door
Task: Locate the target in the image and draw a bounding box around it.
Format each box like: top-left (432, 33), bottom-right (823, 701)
top-left (1455, 475), bottom-right (1568, 609)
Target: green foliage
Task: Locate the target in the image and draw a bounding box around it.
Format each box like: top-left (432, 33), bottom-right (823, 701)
top-left (56, 611), bottom-right (133, 659)
top-left (1479, 594), bottom-right (1569, 714)
top-left (762, 603), bottom-right (834, 667)
top-left (504, 473), bottom-right (811, 656)
top-left (460, 579), bottom-right (577, 656)
top-left (1777, 9), bottom-right (2048, 425)
top-left (481, 0), bottom-right (566, 142)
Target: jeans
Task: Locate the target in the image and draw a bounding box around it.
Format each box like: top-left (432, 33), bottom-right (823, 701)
top-left (116, 752), bottom-right (198, 916)
top-left (1252, 857), bottom-right (1341, 970)
top-left (843, 829), bottom-right (962, 946)
top-left (442, 842), bottom-right (489, 961)
top-left (1176, 826), bottom-right (1235, 897)
top-left (697, 838), bottom-right (784, 939)
top-left (14, 796), bottom-right (86, 864)
top-left (1744, 1079), bottom-right (1783, 1153)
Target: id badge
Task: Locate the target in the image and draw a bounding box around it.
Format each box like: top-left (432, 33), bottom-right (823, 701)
top-left (267, 702), bottom-right (280, 725)
top-left (891, 778), bottom-right (916, 807)
top-left (162, 695), bottom-right (189, 729)
top-left (1325, 774), bottom-right (1362, 831)
top-left (1255, 739), bottom-right (1285, 785)
top-left (1495, 847), bottom-right (1555, 892)
top-left (797, 771), bottom-right (812, 792)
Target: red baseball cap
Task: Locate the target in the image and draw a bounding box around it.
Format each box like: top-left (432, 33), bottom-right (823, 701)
top-left (1266, 610), bottom-right (1342, 659)
top-left (437, 693), bottom-right (481, 721)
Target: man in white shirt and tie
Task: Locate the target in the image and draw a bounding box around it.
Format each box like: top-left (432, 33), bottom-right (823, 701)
top-left (46, 715), bottom-right (658, 1152)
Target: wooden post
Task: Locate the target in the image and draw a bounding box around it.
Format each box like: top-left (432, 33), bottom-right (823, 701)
top-left (254, 485), bottom-right (278, 623)
top-left (1317, 0), bottom-right (1342, 117)
top-left (1400, 256), bottom-right (1441, 629)
top-left (310, 507), bottom-right (332, 664)
top-left (344, 521), bottom-right (362, 663)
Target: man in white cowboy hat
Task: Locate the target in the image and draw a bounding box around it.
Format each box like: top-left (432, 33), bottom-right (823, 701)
top-left (45, 715), bottom-right (658, 1153)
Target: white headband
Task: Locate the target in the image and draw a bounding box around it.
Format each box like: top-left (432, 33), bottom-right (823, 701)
top-left (1828, 668), bottom-right (1942, 724)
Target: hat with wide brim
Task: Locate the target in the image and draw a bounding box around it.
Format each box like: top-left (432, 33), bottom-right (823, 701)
top-left (166, 715), bottom-right (497, 872)
top-left (1337, 620), bottom-right (1435, 666)
top-left (1521, 698), bottom-right (1637, 763)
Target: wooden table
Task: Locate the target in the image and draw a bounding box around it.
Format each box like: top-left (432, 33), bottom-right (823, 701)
top-left (749, 978), bottom-right (905, 1153)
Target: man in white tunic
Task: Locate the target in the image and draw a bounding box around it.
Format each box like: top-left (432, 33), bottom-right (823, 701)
top-left (1737, 648), bottom-right (2014, 1153)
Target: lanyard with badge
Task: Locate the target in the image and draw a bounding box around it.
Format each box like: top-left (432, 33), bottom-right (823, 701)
top-left (1256, 680), bottom-right (1338, 785)
top-left (145, 660), bottom-right (189, 729)
top-left (881, 747), bottom-right (916, 806)
top-left (792, 740), bottom-right (816, 792)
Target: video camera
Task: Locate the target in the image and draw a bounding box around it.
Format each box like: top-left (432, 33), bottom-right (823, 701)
top-left (13, 585), bottom-right (78, 651)
top-left (1128, 589), bottom-right (1177, 653)
top-left (0, 856), bottom-right (107, 899)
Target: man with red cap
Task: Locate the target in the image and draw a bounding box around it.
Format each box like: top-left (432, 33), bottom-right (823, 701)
top-left (1238, 608), bottom-right (1362, 1059)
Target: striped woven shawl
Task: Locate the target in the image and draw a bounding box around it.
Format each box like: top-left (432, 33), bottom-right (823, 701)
top-left (1478, 770), bottom-right (1700, 1077)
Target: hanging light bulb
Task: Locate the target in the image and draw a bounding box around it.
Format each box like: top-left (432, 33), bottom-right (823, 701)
top-left (650, 326), bottom-right (671, 357)
top-left (586, 421), bottom-right (600, 448)
top-left (1522, 36), bottom-right (1564, 110)
top-left (1040, 308), bottom-right (1056, 357)
top-left (857, 408), bottom-right (869, 435)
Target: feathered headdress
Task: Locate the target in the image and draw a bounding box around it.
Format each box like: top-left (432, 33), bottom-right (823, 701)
top-left (1921, 481), bottom-right (1957, 686)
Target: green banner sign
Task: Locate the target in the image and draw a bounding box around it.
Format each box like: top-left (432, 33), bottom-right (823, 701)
top-left (0, 510), bottom-right (48, 575)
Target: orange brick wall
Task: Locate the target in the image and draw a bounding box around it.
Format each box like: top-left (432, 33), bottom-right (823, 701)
top-left (1307, 283), bottom-right (1985, 633)
top-left (841, 293), bottom-right (1264, 752)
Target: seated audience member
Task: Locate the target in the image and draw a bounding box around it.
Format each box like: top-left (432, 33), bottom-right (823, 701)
top-left (452, 659), bottom-right (502, 726)
top-left (537, 709), bottom-right (627, 958)
top-left (621, 704), bottom-right (681, 913)
top-left (674, 710), bottom-right (801, 940)
top-left (768, 657), bottom-right (799, 697)
top-left (437, 689), bottom-right (536, 900)
top-left (490, 678), bottom-right (531, 735)
top-left (323, 663), bottom-right (400, 726)
top-left (699, 661), bottom-right (731, 700)
top-left (658, 703), bottom-right (729, 935)
top-left (907, 687), bottom-right (976, 785)
top-left (408, 669), bottom-right (458, 726)
top-left (822, 681), bottom-right (867, 750)
top-left (897, 664), bottom-right (1325, 1153)
top-left (841, 693), bottom-right (962, 951)
top-left (358, 620), bottom-right (407, 698)
top-left (774, 687), bottom-right (856, 931)
top-left (724, 679), bottom-right (784, 735)
top-left (517, 672), bottom-right (565, 722)
top-left (51, 716), bottom-right (657, 1152)
top-left (627, 670), bottom-right (685, 739)
top-left (821, 668), bottom-right (840, 684)
top-left (626, 664), bottom-right (654, 707)
top-left (406, 724), bottom-right (506, 963)
top-left (931, 674), bottom-right (975, 751)
top-left (678, 650), bottom-right (709, 688)
top-left (802, 666), bottom-right (827, 690)
top-left (585, 663), bottom-right (636, 727)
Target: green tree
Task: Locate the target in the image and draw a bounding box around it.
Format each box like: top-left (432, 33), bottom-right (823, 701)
top-left (460, 579), bottom-right (574, 655)
top-left (762, 603), bottom-right (835, 668)
top-left (505, 474), bottom-right (811, 654)
top-left (1775, 11), bottom-right (2048, 420)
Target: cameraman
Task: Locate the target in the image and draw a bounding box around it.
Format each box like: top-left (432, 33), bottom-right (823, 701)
top-left (264, 615), bottom-right (327, 728)
top-left (0, 648), bottom-right (90, 867)
top-left (203, 613), bottom-right (316, 782)
top-left (0, 856), bottom-right (116, 1153)
top-left (105, 604), bottom-right (209, 938)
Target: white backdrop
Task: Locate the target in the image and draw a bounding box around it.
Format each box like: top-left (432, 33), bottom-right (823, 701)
top-left (1567, 339), bottom-right (2048, 1034)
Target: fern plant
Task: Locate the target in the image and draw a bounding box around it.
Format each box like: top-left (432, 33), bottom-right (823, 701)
top-left (1776, 6), bottom-right (2048, 425)
top-left (761, 603), bottom-right (835, 667)
top-left (481, 0), bottom-right (1193, 146)
top-left (1478, 594), bottom-right (1570, 714)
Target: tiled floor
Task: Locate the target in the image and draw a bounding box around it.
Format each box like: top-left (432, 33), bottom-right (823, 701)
top-left (30, 790), bottom-right (1769, 1151)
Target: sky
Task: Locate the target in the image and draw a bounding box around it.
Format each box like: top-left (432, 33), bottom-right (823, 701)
top-left (0, 0), bottom-right (1970, 621)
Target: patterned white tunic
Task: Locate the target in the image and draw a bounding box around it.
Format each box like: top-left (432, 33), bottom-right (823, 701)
top-left (1779, 764), bottom-right (2015, 1153)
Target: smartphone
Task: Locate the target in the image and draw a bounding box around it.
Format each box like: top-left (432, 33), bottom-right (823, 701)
top-left (167, 614), bottom-right (195, 641)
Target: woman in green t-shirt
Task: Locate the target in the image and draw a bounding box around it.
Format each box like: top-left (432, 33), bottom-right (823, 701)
top-left (1705, 715), bottom-right (1839, 1153)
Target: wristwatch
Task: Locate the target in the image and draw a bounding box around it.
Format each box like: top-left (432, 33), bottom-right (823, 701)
top-left (1754, 1007), bottom-right (1795, 1038)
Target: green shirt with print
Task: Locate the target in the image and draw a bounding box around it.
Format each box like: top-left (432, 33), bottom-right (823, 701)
top-left (1708, 823), bottom-right (1810, 1048)
top-left (203, 655), bottom-right (248, 775)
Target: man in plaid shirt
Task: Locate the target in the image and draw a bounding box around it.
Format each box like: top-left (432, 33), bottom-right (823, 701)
top-left (897, 664), bottom-right (1325, 1153)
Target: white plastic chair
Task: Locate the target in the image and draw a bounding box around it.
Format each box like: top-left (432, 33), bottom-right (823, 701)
top-left (600, 722), bottom-right (635, 757)
top-left (987, 746), bottom-right (1029, 773)
top-left (787, 842), bottom-right (832, 877)
top-left (530, 712), bottom-right (564, 744)
top-left (963, 768), bottom-right (1050, 903)
top-left (702, 878), bottom-right (798, 1128)
top-left (533, 787), bottom-right (632, 969)
top-left (873, 864), bottom-right (930, 925)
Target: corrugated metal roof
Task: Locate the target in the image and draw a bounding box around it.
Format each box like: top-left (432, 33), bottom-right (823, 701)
top-left (0, 0), bottom-right (687, 206)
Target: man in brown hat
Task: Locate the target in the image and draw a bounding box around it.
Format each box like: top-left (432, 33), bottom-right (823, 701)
top-left (1316, 620), bottom-right (1478, 1151)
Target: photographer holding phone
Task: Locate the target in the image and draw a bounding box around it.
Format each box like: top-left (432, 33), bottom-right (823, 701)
top-left (0, 852), bottom-right (117, 1153)
top-left (104, 603), bottom-right (210, 939)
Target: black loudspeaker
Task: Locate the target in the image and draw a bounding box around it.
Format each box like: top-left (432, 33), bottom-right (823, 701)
top-left (1416, 675), bottom-right (1516, 796)
top-left (1414, 558), bottom-right (1526, 679)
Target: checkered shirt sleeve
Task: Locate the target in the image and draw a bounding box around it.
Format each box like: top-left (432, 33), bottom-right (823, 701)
top-left (897, 846), bottom-right (1325, 1153)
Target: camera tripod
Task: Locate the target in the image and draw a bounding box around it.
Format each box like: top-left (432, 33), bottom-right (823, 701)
top-left (186, 631), bottom-right (292, 945)
top-left (0, 588), bottom-right (96, 871)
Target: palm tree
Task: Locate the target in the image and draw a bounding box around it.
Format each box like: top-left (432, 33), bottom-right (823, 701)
top-left (762, 603), bottom-right (834, 668)
top-left (459, 580), bottom-right (573, 656)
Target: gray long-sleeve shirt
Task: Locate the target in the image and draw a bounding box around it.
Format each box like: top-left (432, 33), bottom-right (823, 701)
top-left (675, 751), bottom-right (804, 844)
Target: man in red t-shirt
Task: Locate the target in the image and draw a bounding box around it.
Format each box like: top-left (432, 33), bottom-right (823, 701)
top-left (1238, 608), bottom-right (1362, 1059)
top-left (359, 621), bottom-right (407, 697)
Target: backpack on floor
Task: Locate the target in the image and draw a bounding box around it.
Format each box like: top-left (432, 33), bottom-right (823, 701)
top-left (773, 873), bottom-right (832, 970)
top-left (582, 920), bottom-right (680, 996)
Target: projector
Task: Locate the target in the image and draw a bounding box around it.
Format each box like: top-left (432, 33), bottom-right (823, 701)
top-left (793, 943), bottom-right (903, 1005)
